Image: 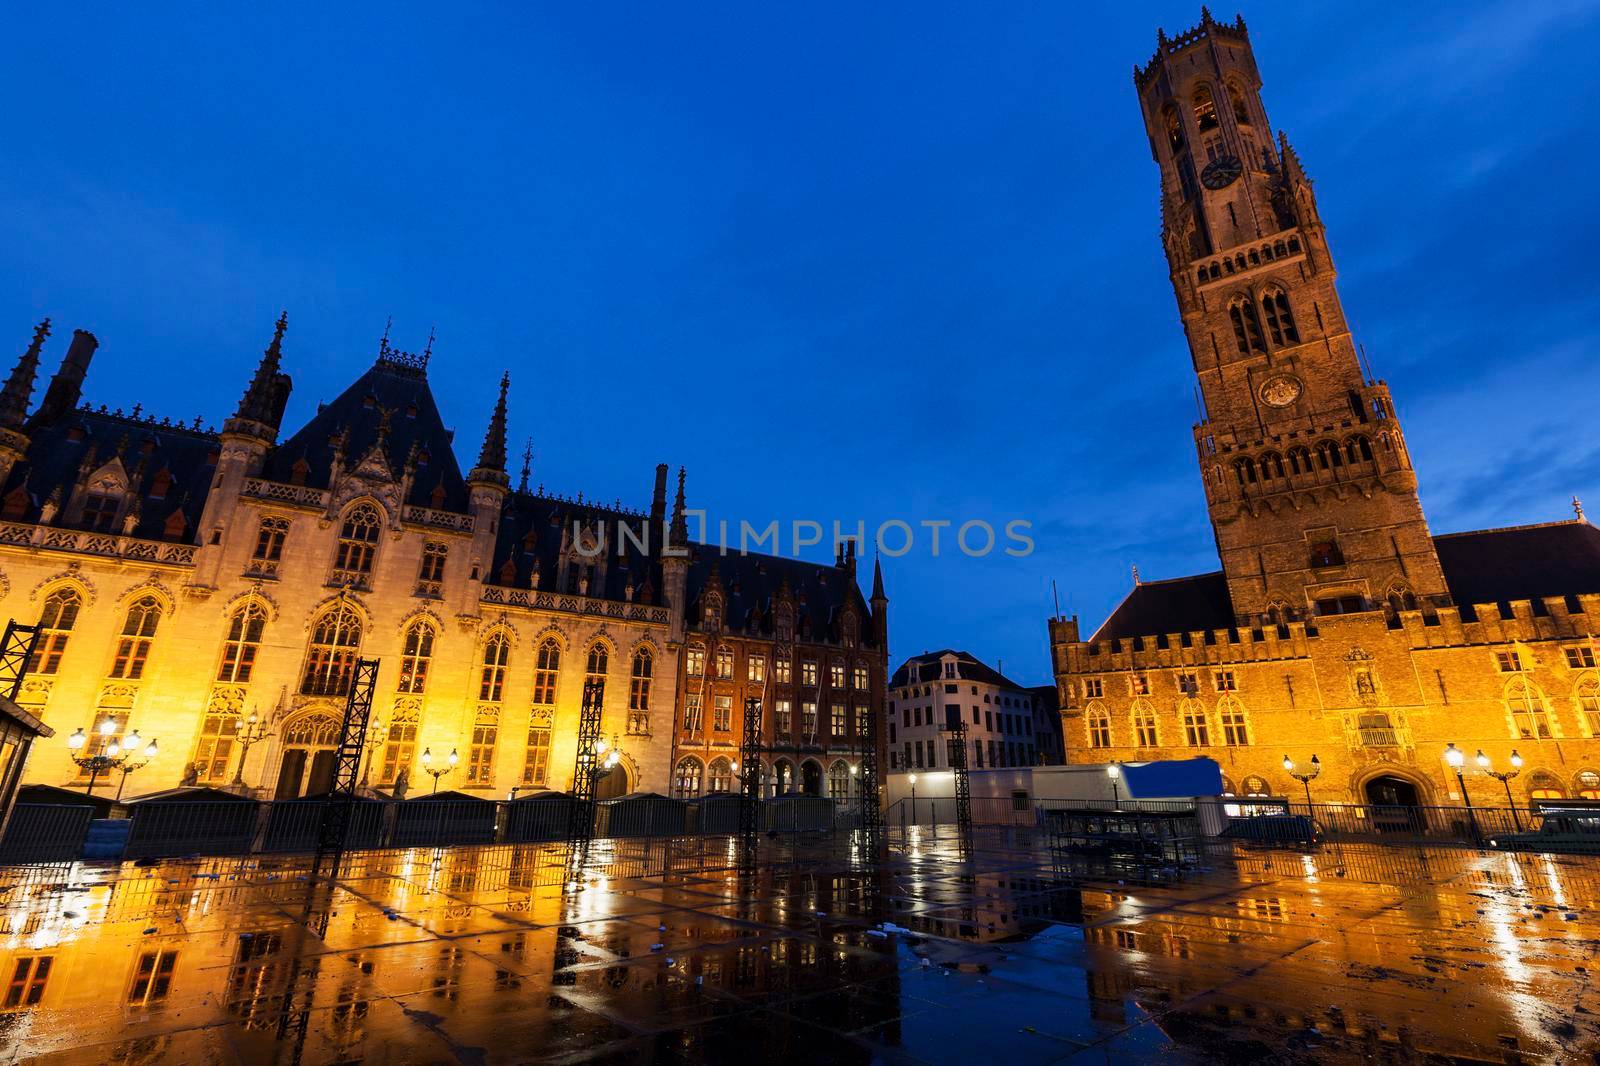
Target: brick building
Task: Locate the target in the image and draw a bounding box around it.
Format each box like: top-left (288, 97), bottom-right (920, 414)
top-left (0, 317), bottom-right (887, 800)
top-left (1048, 11), bottom-right (1600, 808)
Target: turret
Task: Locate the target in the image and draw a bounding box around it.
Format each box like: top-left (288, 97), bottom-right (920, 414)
top-left (461, 372), bottom-right (512, 618)
top-left (30, 329), bottom-right (97, 429)
top-left (870, 554), bottom-right (888, 647)
top-left (467, 372), bottom-right (510, 490)
top-left (649, 463), bottom-right (668, 523)
top-left (662, 466), bottom-right (691, 643)
top-left (224, 311), bottom-right (291, 443)
top-left (0, 320), bottom-right (48, 486)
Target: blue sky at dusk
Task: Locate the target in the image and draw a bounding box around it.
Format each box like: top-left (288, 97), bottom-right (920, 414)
top-left (3, 2), bottom-right (1598, 685)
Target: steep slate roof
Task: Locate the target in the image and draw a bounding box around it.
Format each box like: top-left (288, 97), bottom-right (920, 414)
top-left (487, 492), bottom-right (657, 602)
top-left (890, 649), bottom-right (1027, 690)
top-left (265, 354), bottom-right (468, 512)
top-left (1, 408), bottom-right (219, 538)
top-left (684, 550), bottom-right (876, 646)
top-left (1090, 520), bottom-right (1600, 642)
top-left (1434, 520), bottom-right (1600, 608)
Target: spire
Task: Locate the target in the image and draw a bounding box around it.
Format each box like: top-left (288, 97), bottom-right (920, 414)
top-left (0, 319), bottom-right (49, 431)
top-left (669, 466), bottom-right (688, 545)
top-left (518, 438), bottom-right (532, 493)
top-left (232, 311), bottom-right (287, 432)
top-left (469, 372), bottom-right (510, 489)
top-left (1278, 130), bottom-right (1308, 183)
top-left (871, 553), bottom-right (886, 601)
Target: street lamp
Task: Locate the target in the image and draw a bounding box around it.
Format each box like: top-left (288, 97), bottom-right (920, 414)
top-left (231, 712), bottom-right (273, 787)
top-left (908, 773), bottom-right (918, 826)
top-left (1445, 743), bottom-right (1480, 844)
top-left (1282, 754), bottom-right (1321, 809)
top-left (1477, 749), bottom-right (1525, 831)
top-left (420, 747), bottom-right (458, 794)
top-left (113, 737), bottom-right (160, 801)
top-left (67, 720), bottom-right (155, 797)
top-left (1106, 762), bottom-right (1122, 809)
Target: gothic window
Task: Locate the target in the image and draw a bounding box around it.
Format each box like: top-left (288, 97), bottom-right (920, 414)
top-left (417, 542), bottom-right (447, 594)
top-left (522, 711), bottom-right (552, 786)
top-left (686, 645), bottom-right (705, 677)
top-left (466, 707), bottom-right (498, 784)
top-left (1229, 299), bottom-right (1265, 354)
top-left (252, 516), bottom-right (288, 565)
top-left (532, 639), bottom-right (560, 705)
top-left (775, 608), bottom-right (793, 642)
top-left (1234, 457), bottom-right (1257, 485)
top-left (1286, 446), bottom-right (1312, 475)
top-left (331, 503), bottom-right (381, 585)
top-left (1576, 679), bottom-right (1600, 736)
top-left (1192, 85), bottom-right (1219, 132)
top-left (713, 695), bottom-right (733, 732)
top-left (1131, 700), bottom-right (1159, 747)
top-left (1506, 676), bottom-right (1552, 739)
top-left (1259, 452), bottom-right (1285, 480)
top-left (1315, 440), bottom-right (1343, 470)
top-left (192, 687), bottom-right (244, 785)
top-left (1218, 697), bottom-right (1250, 745)
top-left (1527, 771), bottom-right (1565, 801)
top-left (1576, 769), bottom-right (1600, 799)
top-left (82, 493), bottom-right (119, 533)
top-left (828, 760), bottom-right (850, 802)
top-left (1086, 705), bottom-right (1111, 748)
top-left (1181, 699), bottom-right (1210, 746)
top-left (708, 757), bottom-right (735, 794)
top-left (300, 604), bottom-right (362, 696)
top-left (585, 643), bottom-right (608, 690)
top-left (109, 596), bottom-right (162, 679)
top-left (379, 705), bottom-right (418, 785)
top-left (1228, 82), bottom-right (1251, 125)
top-left (1308, 541), bottom-right (1344, 568)
top-left (1384, 585), bottom-right (1417, 620)
top-left (1261, 291), bottom-right (1299, 345)
top-left (1347, 435), bottom-right (1374, 463)
top-left (31, 587), bottom-right (82, 676)
top-left (715, 648), bottom-right (734, 680)
top-left (684, 694), bottom-right (703, 734)
top-left (628, 648), bottom-right (652, 734)
top-left (802, 660), bottom-right (818, 687)
top-left (1162, 104), bottom-right (1184, 153)
top-left (829, 661), bottom-right (846, 688)
top-left (853, 664), bottom-right (869, 690)
top-left (479, 632), bottom-right (510, 703)
top-left (397, 620), bottom-right (436, 694)
top-left (673, 757), bottom-right (703, 799)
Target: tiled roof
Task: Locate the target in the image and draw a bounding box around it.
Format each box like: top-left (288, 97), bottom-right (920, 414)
top-left (686, 551), bottom-right (877, 647)
top-left (1090, 571), bottom-right (1233, 643)
top-left (890, 649), bottom-right (1027, 689)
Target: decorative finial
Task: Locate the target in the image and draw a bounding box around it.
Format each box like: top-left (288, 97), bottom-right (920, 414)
top-left (518, 438), bottom-right (532, 493)
top-left (1131, 564), bottom-right (1141, 585)
top-left (423, 325), bottom-right (435, 364)
top-left (379, 315), bottom-right (392, 356)
top-left (1576, 496), bottom-right (1586, 522)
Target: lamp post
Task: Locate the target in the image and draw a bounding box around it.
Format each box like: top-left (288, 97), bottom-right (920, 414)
top-left (358, 717), bottom-right (385, 787)
top-left (66, 719), bottom-right (156, 798)
top-left (1477, 749), bottom-right (1524, 831)
top-left (420, 747), bottom-right (458, 794)
top-left (1107, 762), bottom-right (1122, 809)
top-left (591, 736), bottom-right (621, 785)
top-left (1282, 754), bottom-right (1321, 810)
top-left (230, 712), bottom-right (273, 787)
top-left (1445, 743), bottom-right (1479, 844)
top-left (908, 773), bottom-right (918, 827)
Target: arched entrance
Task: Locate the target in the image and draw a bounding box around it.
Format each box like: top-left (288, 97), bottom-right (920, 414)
top-left (1363, 773), bottom-right (1424, 834)
top-left (595, 763), bottom-right (631, 801)
top-left (800, 760), bottom-right (823, 796)
top-left (772, 759), bottom-right (793, 796)
top-left (274, 711), bottom-right (341, 799)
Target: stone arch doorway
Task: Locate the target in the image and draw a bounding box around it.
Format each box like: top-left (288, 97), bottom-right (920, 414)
top-left (772, 759), bottom-right (794, 795)
top-left (595, 763), bottom-right (631, 801)
top-left (800, 760), bottom-right (823, 796)
top-left (1362, 772), bottom-right (1427, 834)
top-left (274, 711), bottom-right (341, 799)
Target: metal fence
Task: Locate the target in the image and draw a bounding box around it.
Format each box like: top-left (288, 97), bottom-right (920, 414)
top-left (1218, 798), bottom-right (1598, 853)
top-left (0, 793), bottom-right (862, 865)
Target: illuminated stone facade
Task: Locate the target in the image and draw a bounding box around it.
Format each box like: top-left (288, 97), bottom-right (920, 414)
top-left (1048, 12), bottom-right (1600, 807)
top-left (0, 318), bottom-right (886, 800)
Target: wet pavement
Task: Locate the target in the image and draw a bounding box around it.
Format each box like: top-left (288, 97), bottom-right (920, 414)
top-left (0, 828), bottom-right (1596, 1063)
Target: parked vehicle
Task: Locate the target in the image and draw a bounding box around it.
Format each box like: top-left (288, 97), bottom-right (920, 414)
top-left (1489, 808), bottom-right (1600, 853)
top-left (1219, 813), bottom-right (1323, 847)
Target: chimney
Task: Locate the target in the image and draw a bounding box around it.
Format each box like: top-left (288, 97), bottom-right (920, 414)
top-left (650, 463), bottom-right (669, 522)
top-left (31, 329), bottom-right (98, 428)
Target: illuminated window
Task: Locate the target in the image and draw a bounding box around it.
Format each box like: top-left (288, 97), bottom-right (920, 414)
top-left (217, 602), bottom-right (267, 683)
top-left (31, 586), bottom-right (82, 675)
top-left (479, 632), bottom-right (511, 702)
top-left (300, 605), bottom-right (362, 696)
top-left (1087, 706), bottom-right (1111, 748)
top-left (192, 688), bottom-right (243, 784)
top-left (3, 956), bottom-right (52, 1009)
top-left (774, 658), bottom-right (792, 684)
top-left (396, 621), bottom-right (436, 694)
top-left (379, 708), bottom-right (417, 785)
top-left (128, 949), bottom-right (178, 1006)
top-left (802, 660), bottom-right (818, 687)
top-left (1182, 700), bottom-right (1210, 746)
top-left (532, 640), bottom-right (560, 705)
top-left (1219, 697), bottom-right (1250, 745)
top-left (1527, 771), bottom-right (1565, 801)
top-left (853, 665), bottom-right (869, 690)
top-left (628, 648), bottom-right (653, 733)
top-left (830, 662), bottom-right (846, 688)
top-left (828, 761), bottom-right (850, 802)
top-left (523, 713), bottom-right (551, 786)
top-left (1575, 770), bottom-right (1600, 800)
top-left (708, 757), bottom-right (734, 793)
top-left (109, 596), bottom-right (162, 679)
top-left (585, 643), bottom-right (608, 685)
top-left (683, 694), bottom-right (703, 734)
top-left (331, 503), bottom-right (381, 584)
top-left (831, 703), bottom-right (847, 735)
top-left (686, 646), bottom-right (705, 677)
top-left (748, 655), bottom-right (766, 683)
top-left (1192, 85), bottom-right (1218, 131)
top-left (1577, 680), bottom-right (1600, 737)
top-left (1132, 701), bottom-right (1159, 747)
top-left (1506, 676), bottom-right (1551, 739)
top-left (713, 695), bottom-right (732, 732)
top-left (802, 701), bottom-right (818, 734)
top-left (715, 648), bottom-right (733, 680)
top-left (775, 699), bottom-right (792, 735)
top-left (466, 708), bottom-right (498, 784)
top-left (673, 757), bottom-right (703, 798)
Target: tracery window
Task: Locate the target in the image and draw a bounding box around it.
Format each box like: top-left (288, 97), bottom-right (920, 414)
top-left (1087, 706), bottom-right (1112, 749)
top-left (300, 605), bottom-right (362, 696)
top-left (532, 639), bottom-right (560, 705)
top-left (479, 632), bottom-right (511, 703)
top-left (1506, 676), bottom-right (1552, 739)
top-left (31, 587), bottom-right (82, 676)
top-left (217, 602), bottom-right (267, 684)
top-left (109, 596), bottom-right (161, 679)
top-left (331, 503), bottom-right (381, 584)
top-left (396, 620), bottom-right (436, 694)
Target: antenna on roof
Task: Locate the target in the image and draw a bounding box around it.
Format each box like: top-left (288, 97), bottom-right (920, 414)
top-left (1051, 579), bottom-right (1061, 619)
top-left (1359, 343), bottom-right (1377, 383)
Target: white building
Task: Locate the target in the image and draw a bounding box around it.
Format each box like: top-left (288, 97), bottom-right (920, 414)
top-left (887, 650), bottom-right (1043, 774)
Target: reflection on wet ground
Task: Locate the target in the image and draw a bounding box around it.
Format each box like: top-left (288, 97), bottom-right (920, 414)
top-left (0, 828), bottom-right (1595, 1063)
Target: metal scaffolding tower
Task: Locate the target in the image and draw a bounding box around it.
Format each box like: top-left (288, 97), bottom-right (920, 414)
top-left (943, 714), bottom-right (972, 839)
top-left (856, 699), bottom-right (883, 845)
top-left (0, 621), bottom-right (40, 702)
top-left (309, 657), bottom-right (379, 889)
top-left (566, 679), bottom-right (606, 848)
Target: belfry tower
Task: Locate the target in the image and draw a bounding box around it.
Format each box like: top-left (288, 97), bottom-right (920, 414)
top-left (1135, 9), bottom-right (1448, 623)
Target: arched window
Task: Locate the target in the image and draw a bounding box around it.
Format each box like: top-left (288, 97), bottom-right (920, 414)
top-left (628, 648), bottom-right (653, 735)
top-left (379, 704), bottom-right (417, 785)
top-left (1086, 705), bottom-right (1112, 749)
top-left (709, 757), bottom-right (735, 794)
top-left (1162, 104), bottom-right (1184, 153)
top-left (1260, 452), bottom-right (1285, 480)
top-left (1265, 599), bottom-right (1291, 627)
top-left (1315, 440), bottom-right (1343, 470)
top-left (1218, 696), bottom-right (1250, 746)
top-left (31, 586), bottom-right (83, 675)
top-left (1308, 541), bottom-right (1344, 568)
top-left (192, 685), bottom-right (245, 785)
top-left (109, 596), bottom-right (161, 679)
top-left (532, 639), bottom-right (560, 705)
top-left (397, 620), bottom-right (436, 694)
top-left (673, 757), bottom-right (703, 799)
top-left (1131, 700), bottom-right (1159, 747)
top-left (1384, 585), bottom-right (1417, 619)
top-left (523, 709), bottom-right (552, 786)
top-left (1575, 770), bottom-right (1600, 800)
top-left (1576, 678), bottom-right (1600, 737)
top-left (1286, 446), bottom-right (1312, 476)
top-left (331, 503), bottom-right (381, 584)
top-left (1506, 676), bottom-right (1551, 739)
top-left (586, 643), bottom-right (609, 685)
top-left (828, 760), bottom-right (851, 802)
top-left (1192, 85), bottom-right (1219, 132)
top-left (466, 707), bottom-right (498, 785)
top-left (1227, 82), bottom-right (1251, 125)
top-left (218, 602), bottom-right (267, 683)
top-left (300, 605), bottom-right (362, 696)
top-left (479, 632), bottom-right (511, 703)
top-left (1261, 291), bottom-right (1299, 345)
top-left (1233, 457), bottom-right (1257, 485)
top-left (1241, 775), bottom-right (1270, 797)
top-left (1527, 771), bottom-right (1565, 801)
top-left (1181, 699), bottom-right (1210, 746)
top-left (1229, 300), bottom-right (1266, 354)
top-left (1357, 711), bottom-right (1397, 746)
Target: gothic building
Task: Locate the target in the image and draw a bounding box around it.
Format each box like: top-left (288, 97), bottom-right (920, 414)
top-left (1049, 11), bottom-right (1600, 807)
top-left (0, 317), bottom-right (887, 800)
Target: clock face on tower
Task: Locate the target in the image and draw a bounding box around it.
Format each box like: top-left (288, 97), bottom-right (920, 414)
top-left (1200, 154), bottom-right (1243, 190)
